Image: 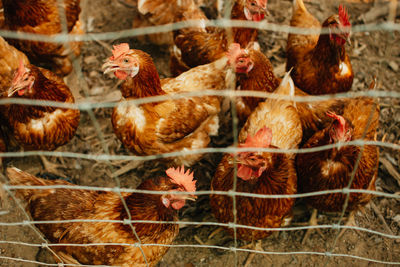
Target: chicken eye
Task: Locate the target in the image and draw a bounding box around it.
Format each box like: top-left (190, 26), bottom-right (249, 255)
top-left (250, 1), bottom-right (256, 6)
top-left (123, 59), bottom-right (129, 63)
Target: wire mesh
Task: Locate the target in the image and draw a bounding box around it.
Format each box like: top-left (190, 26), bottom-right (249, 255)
top-left (0, 0), bottom-right (399, 266)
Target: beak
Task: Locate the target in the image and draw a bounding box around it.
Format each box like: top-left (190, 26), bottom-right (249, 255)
top-left (186, 195), bottom-right (197, 201)
top-left (102, 61), bottom-right (120, 75)
top-left (261, 8), bottom-right (270, 16)
top-left (340, 31), bottom-right (351, 46)
top-left (7, 86), bottom-right (22, 97)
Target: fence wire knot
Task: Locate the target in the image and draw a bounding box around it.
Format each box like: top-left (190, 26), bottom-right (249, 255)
top-left (123, 218), bottom-right (131, 225)
top-left (342, 188), bottom-right (350, 194)
top-left (227, 222), bottom-right (236, 229)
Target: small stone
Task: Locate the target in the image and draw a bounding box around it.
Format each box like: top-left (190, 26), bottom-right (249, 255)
top-left (388, 61), bottom-right (399, 72)
top-left (84, 55), bottom-right (98, 65)
top-left (89, 71), bottom-right (99, 78)
top-left (393, 214), bottom-right (400, 226)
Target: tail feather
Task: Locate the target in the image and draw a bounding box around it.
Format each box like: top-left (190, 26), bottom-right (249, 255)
top-left (6, 167), bottom-right (51, 202)
top-left (275, 69), bottom-right (295, 100)
top-left (293, 0), bottom-right (307, 12)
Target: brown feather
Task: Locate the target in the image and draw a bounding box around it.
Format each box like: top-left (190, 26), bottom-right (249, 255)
top-left (111, 50), bottom-right (231, 166)
top-left (296, 97), bottom-right (379, 212)
top-left (211, 152), bottom-right (297, 241)
top-left (6, 167), bottom-right (186, 267)
top-left (286, 0), bottom-right (354, 95)
top-left (2, 0), bottom-right (82, 76)
top-left (171, 0), bottom-right (259, 76)
top-left (2, 65), bottom-right (80, 151)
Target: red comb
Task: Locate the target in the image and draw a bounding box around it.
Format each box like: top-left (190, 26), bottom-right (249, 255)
top-left (166, 166), bottom-right (196, 193)
top-left (338, 5), bottom-right (351, 27)
top-left (226, 43), bottom-right (243, 65)
top-left (12, 60), bottom-right (27, 84)
top-left (111, 43), bottom-right (130, 60)
top-left (240, 126), bottom-right (272, 148)
top-left (326, 111), bottom-right (346, 129)
top-left (256, 0), bottom-right (267, 8)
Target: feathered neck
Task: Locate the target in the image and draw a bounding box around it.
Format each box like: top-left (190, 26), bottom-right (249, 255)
top-left (237, 51), bottom-right (280, 109)
top-left (3, 0), bottom-right (51, 28)
top-left (120, 50), bottom-right (165, 99)
top-left (232, 1), bottom-right (247, 20)
top-left (231, 1), bottom-right (258, 47)
top-left (312, 31), bottom-right (346, 65)
top-left (118, 177), bottom-right (179, 235)
top-left (237, 152), bottom-right (293, 195)
top-left (9, 65), bottom-right (69, 122)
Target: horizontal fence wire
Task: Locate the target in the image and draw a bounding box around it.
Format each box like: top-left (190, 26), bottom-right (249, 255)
top-left (0, 0), bottom-right (399, 266)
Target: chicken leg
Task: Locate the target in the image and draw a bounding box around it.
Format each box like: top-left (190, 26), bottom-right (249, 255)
top-left (301, 209), bottom-right (325, 245)
top-left (242, 240), bottom-right (271, 267)
top-left (40, 155), bottom-right (64, 176)
top-left (336, 211), bottom-right (358, 240)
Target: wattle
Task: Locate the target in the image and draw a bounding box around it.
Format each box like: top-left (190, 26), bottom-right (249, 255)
top-left (17, 89), bottom-right (25, 96)
top-left (237, 164), bottom-right (262, 180)
top-left (171, 199), bottom-right (185, 210)
top-left (115, 70), bottom-right (128, 80)
top-left (252, 13), bottom-right (264, 22)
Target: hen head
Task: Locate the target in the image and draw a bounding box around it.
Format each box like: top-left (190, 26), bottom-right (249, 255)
top-left (324, 5), bottom-right (351, 46)
top-left (234, 126), bottom-right (273, 180)
top-left (227, 43), bottom-right (254, 74)
top-left (102, 43), bottom-right (140, 80)
top-left (327, 111), bottom-right (353, 143)
top-left (8, 61), bottom-right (35, 97)
top-left (162, 166), bottom-right (197, 210)
top-left (244, 0), bottom-right (268, 21)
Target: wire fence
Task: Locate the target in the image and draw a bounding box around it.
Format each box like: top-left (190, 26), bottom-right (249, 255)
top-left (0, 0), bottom-right (399, 266)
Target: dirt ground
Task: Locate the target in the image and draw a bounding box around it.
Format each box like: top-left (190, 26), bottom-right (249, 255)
top-left (1, 0), bottom-right (400, 266)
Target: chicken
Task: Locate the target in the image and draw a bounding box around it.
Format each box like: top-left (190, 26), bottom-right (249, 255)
top-left (171, 0), bottom-right (268, 76)
top-left (230, 42), bottom-right (346, 142)
top-left (131, 0), bottom-right (210, 45)
top-left (286, 0), bottom-right (353, 95)
top-left (0, 36), bottom-right (30, 93)
top-left (2, 0), bottom-right (83, 76)
top-left (210, 72), bottom-right (301, 246)
top-left (102, 43), bottom-right (236, 166)
top-left (6, 166), bottom-right (197, 267)
top-left (0, 1), bottom-right (4, 29)
top-left (228, 42), bottom-right (280, 123)
top-left (1, 60), bottom-right (80, 173)
top-left (2, 61), bottom-right (80, 150)
top-left (296, 95), bottom-right (379, 241)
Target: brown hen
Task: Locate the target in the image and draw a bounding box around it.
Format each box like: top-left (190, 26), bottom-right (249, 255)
top-left (229, 42), bottom-right (346, 142)
top-left (210, 72), bottom-right (301, 243)
top-left (103, 43), bottom-right (236, 166)
top-left (2, 62), bottom-right (80, 151)
top-left (2, 0), bottom-right (83, 76)
top-left (286, 0), bottom-right (353, 95)
top-left (171, 0), bottom-right (268, 76)
top-left (6, 166), bottom-right (197, 267)
top-left (296, 96), bottom-right (379, 241)
top-left (0, 36), bottom-right (30, 93)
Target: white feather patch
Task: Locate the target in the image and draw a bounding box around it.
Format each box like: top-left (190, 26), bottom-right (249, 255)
top-left (115, 102), bottom-right (146, 132)
top-left (339, 61), bottom-right (350, 76)
top-left (28, 109), bottom-right (63, 132)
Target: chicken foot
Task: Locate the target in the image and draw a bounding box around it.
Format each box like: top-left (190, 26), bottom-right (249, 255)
top-left (301, 209), bottom-right (325, 245)
top-left (336, 211), bottom-right (358, 240)
top-left (208, 227), bottom-right (224, 240)
top-left (242, 240), bottom-right (271, 267)
top-left (40, 155), bottom-right (64, 176)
